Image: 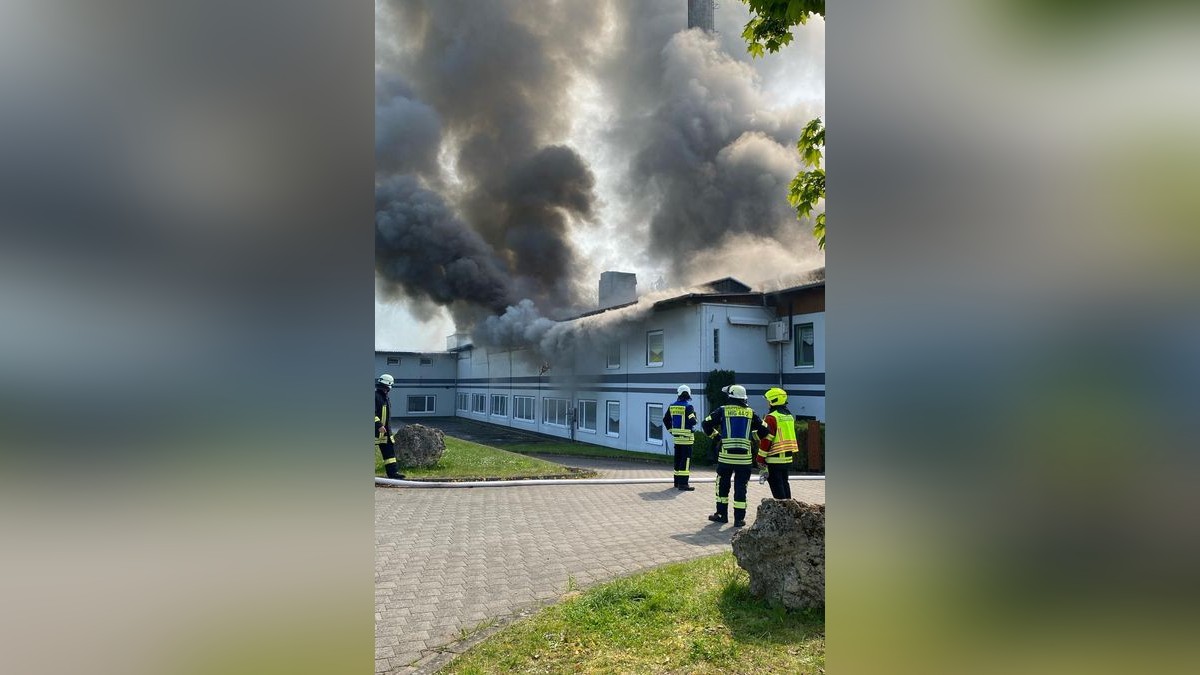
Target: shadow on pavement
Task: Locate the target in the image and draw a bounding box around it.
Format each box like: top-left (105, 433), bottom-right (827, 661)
top-left (638, 487), bottom-right (684, 501)
top-left (668, 522), bottom-right (733, 546)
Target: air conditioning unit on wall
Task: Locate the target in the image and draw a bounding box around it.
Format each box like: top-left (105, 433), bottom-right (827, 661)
top-left (766, 320), bottom-right (790, 343)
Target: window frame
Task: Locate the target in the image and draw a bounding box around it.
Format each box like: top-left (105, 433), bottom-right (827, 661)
top-left (606, 400), bottom-right (621, 437)
top-left (406, 395), bottom-right (435, 414)
top-left (577, 399), bottom-right (597, 433)
top-left (419, 356), bottom-right (433, 366)
top-left (472, 393), bottom-right (487, 414)
top-left (646, 330), bottom-right (664, 367)
top-left (543, 397), bottom-right (569, 427)
top-left (605, 342), bottom-right (621, 369)
top-left (793, 322), bottom-right (815, 368)
top-left (386, 356), bottom-right (400, 365)
top-left (456, 393), bottom-right (469, 411)
top-left (646, 402), bottom-right (664, 445)
top-left (490, 394), bottom-right (507, 418)
top-left (713, 328), bottom-right (720, 364)
top-left (514, 395), bottom-right (536, 422)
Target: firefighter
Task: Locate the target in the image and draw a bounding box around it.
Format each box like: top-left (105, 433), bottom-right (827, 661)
top-left (702, 385), bottom-right (767, 527)
top-left (663, 385), bottom-right (698, 491)
top-left (757, 387), bottom-right (798, 499)
top-left (375, 374), bottom-right (405, 480)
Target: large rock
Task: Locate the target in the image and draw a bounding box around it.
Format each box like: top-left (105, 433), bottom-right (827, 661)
top-left (394, 423), bottom-right (446, 468)
top-left (731, 499), bottom-right (825, 610)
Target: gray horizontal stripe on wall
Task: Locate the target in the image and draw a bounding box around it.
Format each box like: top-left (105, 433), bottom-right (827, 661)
top-left (392, 379), bottom-right (457, 385)
top-left (780, 373), bottom-right (826, 385)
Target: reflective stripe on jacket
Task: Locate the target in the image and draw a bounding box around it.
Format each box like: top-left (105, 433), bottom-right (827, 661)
top-left (665, 399), bottom-right (697, 444)
top-left (758, 410), bottom-right (798, 464)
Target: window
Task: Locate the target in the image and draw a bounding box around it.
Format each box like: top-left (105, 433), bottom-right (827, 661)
top-left (578, 400), bottom-right (597, 433)
top-left (794, 323), bottom-right (815, 367)
top-left (646, 330), bottom-right (664, 366)
top-left (543, 398), bottom-right (569, 427)
top-left (419, 357), bottom-right (433, 366)
top-left (514, 396), bottom-right (535, 422)
top-left (457, 393), bottom-right (468, 411)
top-left (606, 342), bottom-right (621, 369)
top-left (713, 329), bottom-right (720, 364)
top-left (407, 395), bottom-right (435, 413)
top-left (647, 403), bottom-right (664, 444)
top-left (386, 356), bottom-right (400, 365)
top-left (606, 401), bottom-right (620, 436)
top-left (472, 393), bottom-right (487, 413)
top-left (491, 394), bottom-right (507, 417)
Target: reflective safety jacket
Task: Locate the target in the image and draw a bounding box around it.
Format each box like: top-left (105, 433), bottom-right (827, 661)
top-left (758, 408), bottom-right (798, 464)
top-left (663, 398), bottom-right (698, 446)
top-left (375, 387), bottom-right (393, 445)
top-left (702, 404), bottom-right (767, 465)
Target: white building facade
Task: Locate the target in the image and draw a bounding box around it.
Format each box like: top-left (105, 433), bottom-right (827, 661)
top-left (374, 277), bottom-right (825, 458)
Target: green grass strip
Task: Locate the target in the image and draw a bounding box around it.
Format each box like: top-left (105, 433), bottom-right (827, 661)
top-left (376, 436), bottom-right (591, 480)
top-left (445, 552), bottom-right (824, 674)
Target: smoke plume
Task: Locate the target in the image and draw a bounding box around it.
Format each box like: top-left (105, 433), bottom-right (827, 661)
top-left (375, 0), bottom-right (824, 355)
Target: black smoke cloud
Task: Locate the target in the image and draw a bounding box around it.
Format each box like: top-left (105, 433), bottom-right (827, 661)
top-left (376, 0), bottom-right (602, 319)
top-left (374, 175), bottom-right (516, 315)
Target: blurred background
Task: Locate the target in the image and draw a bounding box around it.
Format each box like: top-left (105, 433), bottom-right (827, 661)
top-left (0, 0), bottom-right (1196, 673)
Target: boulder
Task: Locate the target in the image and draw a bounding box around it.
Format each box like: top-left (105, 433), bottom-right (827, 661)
top-left (731, 499), bottom-right (825, 610)
top-left (394, 423), bottom-right (446, 467)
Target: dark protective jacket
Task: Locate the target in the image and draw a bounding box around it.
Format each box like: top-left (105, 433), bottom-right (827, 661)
top-left (375, 387), bottom-right (393, 445)
top-left (702, 403), bottom-right (767, 465)
top-left (663, 397), bottom-right (698, 446)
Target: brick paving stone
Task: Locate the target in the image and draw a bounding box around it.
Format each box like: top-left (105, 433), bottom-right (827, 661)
top-left (376, 463), bottom-right (824, 675)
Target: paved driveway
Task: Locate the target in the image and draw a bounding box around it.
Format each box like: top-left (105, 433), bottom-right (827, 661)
top-left (375, 469), bottom-right (825, 674)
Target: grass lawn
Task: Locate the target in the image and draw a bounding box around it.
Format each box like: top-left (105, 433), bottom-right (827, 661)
top-left (444, 552), bottom-right (824, 674)
top-left (495, 439), bottom-right (675, 465)
top-left (376, 436), bottom-right (596, 480)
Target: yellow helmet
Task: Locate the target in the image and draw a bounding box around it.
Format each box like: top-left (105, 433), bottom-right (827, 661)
top-left (765, 387), bottom-right (788, 406)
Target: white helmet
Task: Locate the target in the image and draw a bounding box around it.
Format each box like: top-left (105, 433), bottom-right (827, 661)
top-left (376, 373), bottom-right (394, 387)
top-left (726, 384), bottom-right (748, 400)
top-left (677, 384), bottom-right (691, 396)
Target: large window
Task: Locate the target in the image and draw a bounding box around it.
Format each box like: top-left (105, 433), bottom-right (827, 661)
top-left (543, 397), bottom-right (569, 427)
top-left (647, 403), bottom-right (664, 444)
top-left (514, 395), bottom-right (535, 422)
top-left (646, 330), bottom-right (664, 366)
top-left (713, 328), bottom-right (720, 364)
top-left (577, 400), bottom-right (597, 433)
top-left (794, 323), bottom-right (815, 367)
top-left (490, 394), bottom-right (507, 417)
top-left (472, 393), bottom-right (487, 413)
top-left (407, 395), bottom-right (435, 413)
top-left (457, 393), bottom-right (469, 411)
top-left (606, 401), bottom-right (620, 436)
top-left (606, 342), bottom-right (620, 369)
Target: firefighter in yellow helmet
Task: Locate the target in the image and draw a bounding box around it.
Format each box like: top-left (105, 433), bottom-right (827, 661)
top-left (663, 385), bottom-right (699, 491)
top-left (375, 374), bottom-right (405, 480)
top-left (757, 387), bottom-right (798, 499)
top-left (702, 384), bottom-right (768, 527)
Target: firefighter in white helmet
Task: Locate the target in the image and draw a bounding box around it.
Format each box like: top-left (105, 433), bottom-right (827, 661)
top-left (663, 384), bottom-right (699, 491)
top-left (375, 374), bottom-right (405, 479)
top-left (701, 384), bottom-right (768, 527)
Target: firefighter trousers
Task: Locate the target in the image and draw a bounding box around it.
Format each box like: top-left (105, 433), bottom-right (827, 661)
top-left (765, 463), bottom-right (791, 499)
top-left (672, 444), bottom-right (693, 488)
top-left (715, 463), bottom-right (752, 522)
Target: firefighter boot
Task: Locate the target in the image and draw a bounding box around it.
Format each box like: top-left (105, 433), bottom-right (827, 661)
top-left (733, 508), bottom-right (747, 527)
top-left (386, 465), bottom-right (405, 480)
top-left (708, 503), bottom-right (728, 523)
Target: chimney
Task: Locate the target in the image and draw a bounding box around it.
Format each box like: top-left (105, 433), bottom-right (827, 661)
top-left (598, 271), bottom-right (637, 309)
